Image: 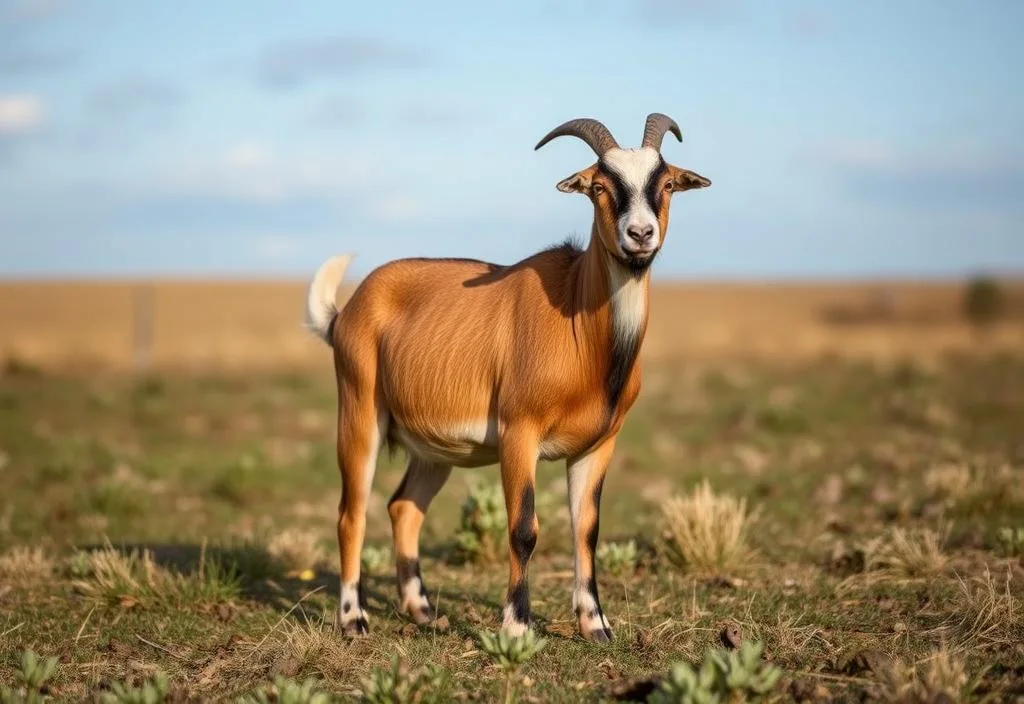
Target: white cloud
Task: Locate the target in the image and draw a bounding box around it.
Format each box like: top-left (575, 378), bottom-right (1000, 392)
top-left (812, 139), bottom-right (893, 168)
top-left (223, 141), bottom-right (273, 169)
top-left (251, 233), bottom-right (298, 261)
top-left (0, 94), bottom-right (42, 133)
top-left (369, 194), bottom-right (426, 223)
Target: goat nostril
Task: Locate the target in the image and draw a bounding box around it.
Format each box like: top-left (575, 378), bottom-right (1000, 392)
top-left (627, 226), bottom-right (654, 244)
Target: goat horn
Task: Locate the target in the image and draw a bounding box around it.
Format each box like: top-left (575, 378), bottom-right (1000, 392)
top-left (641, 113), bottom-right (682, 151)
top-left (534, 118), bottom-right (620, 156)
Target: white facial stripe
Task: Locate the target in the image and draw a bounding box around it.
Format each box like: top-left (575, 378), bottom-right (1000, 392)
top-left (601, 147), bottom-right (663, 249)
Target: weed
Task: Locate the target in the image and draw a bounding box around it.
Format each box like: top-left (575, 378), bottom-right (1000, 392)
top-left (454, 480), bottom-right (507, 564)
top-left (658, 480), bottom-right (756, 574)
top-left (99, 670), bottom-right (169, 704)
top-left (0, 649), bottom-right (59, 704)
top-left (357, 654), bottom-right (447, 704)
top-left (646, 640), bottom-right (782, 703)
top-left (361, 544), bottom-right (392, 575)
top-left (995, 526), bottom-right (1024, 557)
top-left (596, 539), bottom-right (639, 578)
top-left (477, 629), bottom-right (546, 704)
top-left (238, 676), bottom-right (339, 704)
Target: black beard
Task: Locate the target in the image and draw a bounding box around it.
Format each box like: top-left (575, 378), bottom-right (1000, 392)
top-left (613, 250), bottom-right (657, 277)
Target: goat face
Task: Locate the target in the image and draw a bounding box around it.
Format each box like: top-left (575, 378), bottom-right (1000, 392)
top-left (538, 114), bottom-right (711, 275)
top-left (557, 150), bottom-right (710, 273)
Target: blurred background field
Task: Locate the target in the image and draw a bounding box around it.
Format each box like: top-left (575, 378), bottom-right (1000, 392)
top-left (3, 277), bottom-right (1024, 373)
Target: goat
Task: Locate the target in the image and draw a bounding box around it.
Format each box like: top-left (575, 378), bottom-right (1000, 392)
top-left (304, 112), bottom-right (711, 641)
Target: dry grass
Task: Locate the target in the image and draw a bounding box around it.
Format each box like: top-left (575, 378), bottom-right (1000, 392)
top-left (3, 279), bottom-right (1024, 371)
top-left (923, 463), bottom-right (973, 503)
top-left (876, 647), bottom-right (977, 704)
top-left (0, 545), bottom-right (54, 581)
top-left (657, 479), bottom-right (757, 574)
top-left (70, 540), bottom-right (240, 607)
top-left (947, 565), bottom-right (1020, 650)
top-left (864, 526), bottom-right (949, 579)
top-left (266, 528), bottom-right (328, 576)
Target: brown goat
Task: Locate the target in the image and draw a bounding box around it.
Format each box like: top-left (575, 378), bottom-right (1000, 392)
top-left (304, 112), bottom-right (711, 641)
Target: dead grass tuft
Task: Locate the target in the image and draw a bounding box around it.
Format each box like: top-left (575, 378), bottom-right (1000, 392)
top-left (71, 539), bottom-right (240, 608)
top-left (658, 479), bottom-right (757, 574)
top-left (0, 545), bottom-right (55, 581)
top-left (864, 526), bottom-right (948, 579)
top-left (946, 565), bottom-right (1019, 650)
top-left (266, 528), bottom-right (328, 575)
top-left (875, 646), bottom-right (980, 704)
top-left (923, 463), bottom-right (972, 504)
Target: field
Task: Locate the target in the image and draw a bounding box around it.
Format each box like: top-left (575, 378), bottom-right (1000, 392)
top-left (1, 279), bottom-right (1023, 702)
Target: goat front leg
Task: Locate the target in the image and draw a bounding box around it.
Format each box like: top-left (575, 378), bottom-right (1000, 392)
top-left (566, 434), bottom-right (616, 642)
top-left (499, 427), bottom-right (540, 636)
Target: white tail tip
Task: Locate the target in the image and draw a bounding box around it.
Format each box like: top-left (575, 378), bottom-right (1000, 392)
top-left (304, 253), bottom-right (354, 344)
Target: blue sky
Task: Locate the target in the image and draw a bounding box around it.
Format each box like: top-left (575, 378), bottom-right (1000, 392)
top-left (1, 0), bottom-right (1021, 280)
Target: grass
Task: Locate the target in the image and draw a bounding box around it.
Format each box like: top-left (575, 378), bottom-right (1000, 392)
top-left (0, 354), bottom-right (1022, 700)
top-left (657, 480), bottom-right (756, 575)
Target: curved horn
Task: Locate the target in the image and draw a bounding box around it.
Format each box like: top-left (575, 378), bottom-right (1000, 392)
top-left (641, 112), bottom-right (683, 151)
top-left (534, 118), bottom-right (620, 156)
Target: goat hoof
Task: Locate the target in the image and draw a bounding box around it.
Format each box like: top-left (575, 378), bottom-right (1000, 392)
top-left (341, 617), bottom-right (370, 636)
top-left (583, 627), bottom-right (613, 643)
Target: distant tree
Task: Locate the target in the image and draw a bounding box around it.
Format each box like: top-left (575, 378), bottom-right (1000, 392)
top-left (963, 275), bottom-right (1005, 328)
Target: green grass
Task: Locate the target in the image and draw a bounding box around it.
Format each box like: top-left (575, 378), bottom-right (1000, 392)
top-left (0, 354), bottom-right (1022, 701)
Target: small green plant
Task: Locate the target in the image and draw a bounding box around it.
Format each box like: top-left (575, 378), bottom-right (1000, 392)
top-left (357, 654), bottom-right (447, 704)
top-left (1, 649), bottom-right (59, 704)
top-left (597, 539), bottom-right (639, 578)
top-left (647, 641), bottom-right (781, 703)
top-left (962, 275), bottom-right (1004, 328)
top-left (477, 629), bottom-right (547, 704)
top-left (454, 480), bottom-right (507, 563)
top-left (361, 544), bottom-right (392, 575)
top-left (237, 676), bottom-right (338, 704)
top-left (99, 670), bottom-right (169, 704)
top-left (996, 526), bottom-right (1024, 557)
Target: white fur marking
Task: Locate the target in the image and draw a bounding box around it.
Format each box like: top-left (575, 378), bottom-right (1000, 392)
top-left (400, 576), bottom-right (429, 615)
top-left (607, 263), bottom-right (648, 344)
top-left (601, 147), bottom-right (662, 252)
top-left (338, 582), bottom-right (367, 625)
top-left (502, 604), bottom-right (529, 636)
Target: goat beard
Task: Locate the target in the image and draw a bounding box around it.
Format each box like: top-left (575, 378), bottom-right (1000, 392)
top-left (614, 249), bottom-right (658, 277)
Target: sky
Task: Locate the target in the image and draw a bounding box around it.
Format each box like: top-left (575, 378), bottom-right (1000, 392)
top-left (1, 0), bottom-right (1022, 281)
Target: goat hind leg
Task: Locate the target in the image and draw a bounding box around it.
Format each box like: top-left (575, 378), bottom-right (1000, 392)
top-left (388, 458), bottom-right (452, 624)
top-left (335, 404), bottom-right (385, 636)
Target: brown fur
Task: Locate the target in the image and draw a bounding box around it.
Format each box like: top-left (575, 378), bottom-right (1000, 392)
top-left (318, 140), bottom-right (710, 639)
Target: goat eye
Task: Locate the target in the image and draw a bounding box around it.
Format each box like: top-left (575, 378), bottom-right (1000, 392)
top-left (663, 181), bottom-right (673, 192)
top-left (592, 184), bottom-right (604, 195)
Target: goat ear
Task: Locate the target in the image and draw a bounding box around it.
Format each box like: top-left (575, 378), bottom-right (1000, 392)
top-left (556, 168), bottom-right (595, 194)
top-left (669, 166), bottom-right (712, 192)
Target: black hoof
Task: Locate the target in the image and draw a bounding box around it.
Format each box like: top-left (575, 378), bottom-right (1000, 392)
top-left (583, 627), bottom-right (613, 643)
top-left (342, 617), bottom-right (369, 636)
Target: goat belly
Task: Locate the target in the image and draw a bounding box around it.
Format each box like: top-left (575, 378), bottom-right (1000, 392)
top-left (390, 418), bottom-right (501, 468)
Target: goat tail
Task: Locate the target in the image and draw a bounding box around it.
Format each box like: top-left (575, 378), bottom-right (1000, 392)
top-left (304, 253), bottom-right (354, 345)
